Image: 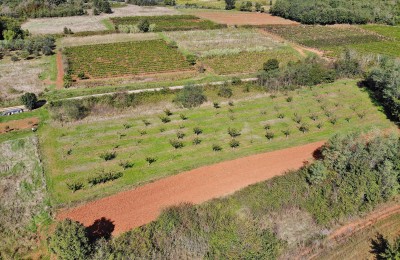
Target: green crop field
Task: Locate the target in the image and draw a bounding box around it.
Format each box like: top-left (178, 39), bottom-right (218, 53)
top-left (111, 15), bottom-right (225, 31)
top-left (41, 79), bottom-right (394, 206)
top-left (264, 25), bottom-right (400, 57)
top-left (202, 46), bottom-right (301, 74)
top-left (64, 39), bottom-right (193, 79)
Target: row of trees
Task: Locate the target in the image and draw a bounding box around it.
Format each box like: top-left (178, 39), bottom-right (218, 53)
top-left (49, 130), bottom-right (400, 259)
top-left (270, 0), bottom-right (400, 25)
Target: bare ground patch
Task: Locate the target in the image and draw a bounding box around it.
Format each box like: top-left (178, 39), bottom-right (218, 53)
top-left (194, 11), bottom-right (298, 25)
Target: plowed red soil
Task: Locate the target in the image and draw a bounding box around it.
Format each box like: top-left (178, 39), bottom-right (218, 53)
top-left (0, 117), bottom-right (39, 134)
top-left (195, 12), bottom-right (299, 25)
top-left (57, 141), bottom-right (324, 235)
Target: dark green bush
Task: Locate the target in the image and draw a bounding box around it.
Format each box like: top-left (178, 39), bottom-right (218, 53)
top-left (88, 171), bottom-right (123, 186)
top-left (175, 84), bottom-right (207, 108)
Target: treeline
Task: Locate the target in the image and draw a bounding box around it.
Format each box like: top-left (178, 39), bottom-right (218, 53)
top-left (49, 130), bottom-right (400, 259)
top-left (0, 35), bottom-right (56, 59)
top-left (270, 0), bottom-right (400, 25)
top-left (0, 0), bottom-right (112, 18)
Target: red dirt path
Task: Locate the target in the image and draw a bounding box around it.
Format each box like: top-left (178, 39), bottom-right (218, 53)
top-left (56, 51), bottom-right (64, 89)
top-left (58, 141), bottom-right (324, 235)
top-left (195, 12), bottom-right (299, 25)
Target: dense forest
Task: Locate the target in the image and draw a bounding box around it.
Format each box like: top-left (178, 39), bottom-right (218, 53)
top-left (270, 0), bottom-right (400, 25)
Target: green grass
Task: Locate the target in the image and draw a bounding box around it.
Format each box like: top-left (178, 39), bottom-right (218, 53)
top-left (101, 19), bottom-right (116, 31)
top-left (110, 15), bottom-right (225, 31)
top-left (41, 79), bottom-right (394, 206)
top-left (64, 39), bottom-right (193, 79)
top-left (202, 46), bottom-right (301, 74)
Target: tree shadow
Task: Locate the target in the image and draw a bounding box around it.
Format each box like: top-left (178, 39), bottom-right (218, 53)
top-left (312, 147), bottom-right (324, 160)
top-left (35, 100), bottom-right (47, 109)
top-left (370, 233), bottom-right (389, 260)
top-left (86, 217), bottom-right (115, 243)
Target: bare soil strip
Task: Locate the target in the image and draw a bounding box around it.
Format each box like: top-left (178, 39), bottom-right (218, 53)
top-left (0, 117), bottom-right (39, 134)
top-left (56, 52), bottom-right (64, 90)
top-left (195, 12), bottom-right (299, 25)
top-left (57, 141), bottom-right (324, 235)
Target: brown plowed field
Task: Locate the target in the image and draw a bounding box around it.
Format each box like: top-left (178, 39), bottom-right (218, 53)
top-left (58, 141), bottom-right (324, 235)
top-left (195, 12), bottom-right (299, 25)
top-left (0, 117), bottom-right (39, 134)
top-left (56, 52), bottom-right (64, 89)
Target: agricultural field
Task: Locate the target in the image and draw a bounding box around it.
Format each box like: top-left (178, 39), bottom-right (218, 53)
top-left (165, 28), bottom-right (283, 57)
top-left (263, 25), bottom-right (400, 57)
top-left (176, 0), bottom-right (275, 10)
top-left (0, 136), bottom-right (50, 259)
top-left (41, 80), bottom-right (394, 205)
top-left (60, 33), bottom-right (160, 47)
top-left (22, 5), bottom-right (179, 34)
top-left (111, 15), bottom-right (225, 32)
top-left (64, 39), bottom-right (193, 79)
top-left (202, 46), bottom-right (300, 74)
top-left (0, 55), bottom-right (55, 107)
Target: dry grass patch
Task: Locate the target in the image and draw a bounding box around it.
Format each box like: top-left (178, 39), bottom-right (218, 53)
top-left (61, 32), bottom-right (159, 47)
top-left (22, 5), bottom-right (180, 34)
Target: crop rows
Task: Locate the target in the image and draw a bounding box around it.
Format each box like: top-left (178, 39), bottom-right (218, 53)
top-left (64, 40), bottom-right (193, 78)
top-left (111, 15), bottom-right (225, 32)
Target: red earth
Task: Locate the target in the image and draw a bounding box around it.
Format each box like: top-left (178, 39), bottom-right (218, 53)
top-left (0, 117), bottom-right (39, 134)
top-left (195, 12), bottom-right (299, 25)
top-left (58, 141), bottom-right (324, 235)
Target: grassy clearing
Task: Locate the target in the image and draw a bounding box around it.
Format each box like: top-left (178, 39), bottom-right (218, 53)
top-left (202, 46), bottom-right (301, 74)
top-left (41, 79), bottom-right (394, 205)
top-left (264, 25), bottom-right (400, 57)
top-left (319, 209), bottom-right (400, 260)
top-left (165, 28), bottom-right (283, 57)
top-left (0, 135), bottom-right (51, 259)
top-left (65, 39), bottom-right (193, 79)
top-left (111, 15), bottom-right (225, 31)
top-left (61, 33), bottom-right (160, 47)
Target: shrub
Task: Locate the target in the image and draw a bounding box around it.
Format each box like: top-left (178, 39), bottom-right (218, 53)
top-left (218, 84), bottom-right (233, 98)
top-left (180, 114), bottom-right (188, 120)
top-left (229, 139), bottom-right (240, 148)
top-left (192, 137), bottom-right (202, 145)
top-left (142, 119), bottom-right (151, 126)
top-left (170, 139), bottom-right (184, 149)
top-left (66, 182), bottom-right (84, 192)
top-left (175, 84), bottom-right (207, 108)
top-left (306, 161), bottom-right (327, 185)
top-left (263, 59), bottom-right (279, 72)
top-left (265, 131), bottom-right (274, 140)
top-left (228, 127), bottom-right (241, 138)
top-left (164, 109), bottom-right (172, 116)
top-left (213, 102), bottom-right (220, 109)
top-left (231, 77), bottom-right (242, 85)
top-left (88, 171), bottom-right (123, 186)
top-left (99, 151), bottom-right (116, 161)
top-left (212, 144), bottom-right (222, 151)
top-left (277, 113), bottom-right (285, 119)
top-left (77, 71), bottom-right (87, 80)
top-left (293, 114), bottom-right (302, 124)
top-left (240, 1), bottom-right (252, 11)
top-left (146, 157), bottom-right (157, 165)
top-left (20, 92), bottom-right (37, 110)
top-left (286, 96), bottom-right (293, 102)
top-left (299, 123), bottom-right (309, 133)
top-left (228, 101), bottom-right (234, 106)
top-left (282, 129), bottom-right (290, 138)
top-left (119, 161), bottom-right (134, 169)
top-left (176, 131), bottom-right (185, 139)
top-left (49, 219), bottom-right (91, 260)
top-left (264, 124), bottom-right (271, 130)
top-left (193, 127), bottom-right (203, 135)
top-left (225, 0), bottom-right (236, 10)
top-left (160, 116), bottom-right (171, 123)
top-left (186, 54), bottom-right (197, 65)
top-left (138, 19), bottom-right (150, 32)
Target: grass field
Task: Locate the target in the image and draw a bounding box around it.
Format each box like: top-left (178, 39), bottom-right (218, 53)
top-left (164, 28), bottom-right (282, 57)
top-left (61, 33), bottom-right (160, 47)
top-left (0, 135), bottom-right (50, 259)
top-left (202, 46), bottom-right (300, 74)
top-left (40, 79), bottom-right (394, 206)
top-left (320, 209), bottom-right (400, 260)
top-left (264, 25), bottom-right (400, 57)
top-left (64, 39), bottom-right (193, 79)
top-left (111, 15), bottom-right (225, 31)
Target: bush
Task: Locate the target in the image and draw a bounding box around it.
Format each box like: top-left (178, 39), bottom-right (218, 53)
top-left (225, 0), bottom-right (236, 10)
top-left (146, 157), bottom-right (157, 165)
top-left (20, 92), bottom-right (37, 110)
top-left (186, 54), bottom-right (197, 65)
top-left (263, 59), bottom-right (279, 72)
top-left (239, 1), bottom-right (252, 11)
top-left (213, 102), bottom-right (220, 109)
top-left (212, 144), bottom-right (222, 151)
top-left (88, 171), bottom-right (123, 186)
top-left (169, 139), bottom-right (184, 149)
top-left (193, 127), bottom-right (203, 135)
top-left (164, 108), bottom-right (173, 116)
top-left (119, 161), bottom-right (134, 169)
top-left (160, 116), bottom-right (171, 123)
top-left (49, 219), bottom-right (91, 260)
top-left (100, 151), bottom-right (116, 161)
top-left (228, 127), bottom-right (241, 138)
top-left (265, 131), bottom-right (274, 140)
top-left (180, 114), bottom-right (188, 120)
top-left (192, 137), bottom-right (202, 145)
top-left (176, 131), bottom-right (185, 139)
top-left (175, 84), bottom-right (207, 108)
top-left (218, 84), bottom-right (233, 98)
top-left (138, 19), bottom-right (150, 32)
top-left (66, 181), bottom-right (84, 192)
top-left (229, 139), bottom-right (240, 148)
top-left (306, 161), bottom-right (327, 185)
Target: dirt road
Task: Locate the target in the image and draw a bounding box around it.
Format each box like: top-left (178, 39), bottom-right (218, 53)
top-left (58, 141), bottom-right (324, 235)
top-left (56, 51), bottom-right (64, 90)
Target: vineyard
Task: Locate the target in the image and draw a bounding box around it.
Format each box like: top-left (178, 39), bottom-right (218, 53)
top-left (263, 25), bottom-right (396, 57)
top-left (111, 15), bottom-right (225, 32)
top-left (64, 40), bottom-right (193, 79)
top-left (41, 80), bottom-right (393, 204)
